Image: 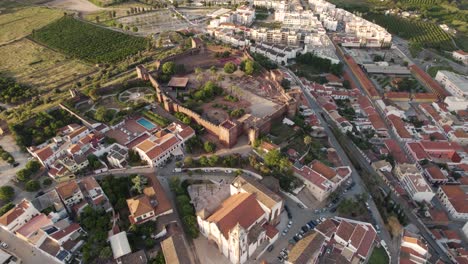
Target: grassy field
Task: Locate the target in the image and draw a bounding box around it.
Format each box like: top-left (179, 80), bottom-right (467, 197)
top-left (0, 39), bottom-right (94, 91)
top-left (368, 246), bottom-right (389, 264)
top-left (31, 15), bottom-right (149, 63)
top-left (0, 7), bottom-right (63, 44)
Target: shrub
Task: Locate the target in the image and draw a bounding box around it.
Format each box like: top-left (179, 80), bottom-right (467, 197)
top-left (0, 186), bottom-right (14, 201)
top-left (203, 141), bottom-right (216, 153)
top-left (43, 178), bottom-right (53, 186)
top-left (0, 203), bottom-right (14, 216)
top-left (25, 180), bottom-right (41, 192)
top-left (223, 62), bottom-right (237, 74)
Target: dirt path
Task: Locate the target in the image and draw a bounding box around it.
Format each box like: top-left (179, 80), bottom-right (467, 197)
top-left (43, 0), bottom-right (104, 13)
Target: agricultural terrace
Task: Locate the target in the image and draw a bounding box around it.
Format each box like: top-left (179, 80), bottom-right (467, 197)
top-left (0, 39), bottom-right (94, 91)
top-left (31, 15), bottom-right (149, 63)
top-left (365, 14), bottom-right (456, 53)
top-left (0, 7), bottom-right (62, 44)
top-left (115, 10), bottom-right (189, 35)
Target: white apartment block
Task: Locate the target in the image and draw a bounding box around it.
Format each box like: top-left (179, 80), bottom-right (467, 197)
top-left (394, 164), bottom-right (435, 203)
top-left (435, 70), bottom-right (468, 98)
top-left (437, 185), bottom-right (468, 220)
top-left (443, 96), bottom-right (468, 112)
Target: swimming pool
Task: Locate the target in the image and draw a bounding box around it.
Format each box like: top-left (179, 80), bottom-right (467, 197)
top-left (137, 118), bottom-right (156, 130)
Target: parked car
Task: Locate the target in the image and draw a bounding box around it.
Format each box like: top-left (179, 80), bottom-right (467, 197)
top-left (320, 217), bottom-right (326, 222)
top-left (301, 225), bottom-right (309, 233)
top-left (293, 236), bottom-right (300, 242)
top-left (267, 245), bottom-right (274, 252)
top-left (297, 203), bottom-right (304, 209)
top-left (330, 207), bottom-right (337, 213)
top-left (1, 242), bottom-right (8, 249)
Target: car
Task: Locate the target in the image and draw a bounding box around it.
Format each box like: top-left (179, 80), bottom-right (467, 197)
top-left (287, 212), bottom-right (292, 219)
top-left (288, 239), bottom-right (296, 245)
top-left (267, 245), bottom-right (274, 252)
top-left (320, 217), bottom-right (326, 222)
top-left (280, 251), bottom-right (287, 257)
top-left (278, 256), bottom-right (284, 262)
top-left (314, 209), bottom-right (320, 214)
top-left (297, 203), bottom-right (304, 209)
top-left (296, 233), bottom-right (303, 239)
top-left (293, 236), bottom-right (300, 242)
top-left (1, 242), bottom-right (7, 249)
top-left (225, 170), bottom-right (232, 173)
top-left (12, 162), bottom-right (19, 167)
top-left (301, 225), bottom-right (309, 232)
top-left (288, 220), bottom-right (293, 225)
top-left (330, 207), bottom-right (337, 213)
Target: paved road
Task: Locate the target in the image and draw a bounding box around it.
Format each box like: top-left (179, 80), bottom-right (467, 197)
top-left (0, 228), bottom-right (60, 264)
top-left (283, 67), bottom-right (397, 262)
top-left (324, 45), bottom-right (454, 263)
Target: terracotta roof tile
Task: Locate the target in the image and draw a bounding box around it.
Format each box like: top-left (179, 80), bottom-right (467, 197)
top-left (311, 160), bottom-right (336, 180)
top-left (206, 193), bottom-right (265, 239)
top-left (56, 180), bottom-right (81, 200)
top-left (0, 200), bottom-right (32, 226)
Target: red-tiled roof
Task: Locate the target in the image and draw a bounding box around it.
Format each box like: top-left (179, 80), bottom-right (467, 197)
top-left (0, 200), bottom-right (32, 226)
top-left (425, 166), bottom-right (447, 181)
top-left (35, 146), bottom-right (53, 162)
top-left (207, 193), bottom-right (265, 239)
top-left (335, 221), bottom-right (354, 242)
top-left (440, 185), bottom-right (468, 214)
top-left (388, 114), bottom-right (412, 139)
top-left (384, 139), bottom-right (409, 163)
top-left (409, 65), bottom-right (450, 98)
top-left (50, 223), bottom-right (81, 240)
top-left (311, 160), bottom-right (336, 180)
top-left (16, 214), bottom-right (52, 237)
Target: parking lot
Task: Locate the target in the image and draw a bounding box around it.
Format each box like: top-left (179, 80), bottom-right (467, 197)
top-left (116, 10), bottom-right (190, 35)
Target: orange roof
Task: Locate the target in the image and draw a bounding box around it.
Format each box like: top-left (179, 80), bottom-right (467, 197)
top-left (207, 193), bottom-right (265, 239)
top-left (56, 180), bottom-right (80, 200)
top-left (385, 92), bottom-right (410, 99)
top-left (0, 200), bottom-right (32, 226)
top-left (413, 93), bottom-right (438, 101)
top-left (16, 214), bottom-right (52, 237)
top-left (260, 141), bottom-right (279, 152)
top-left (425, 166), bottom-right (447, 180)
top-left (35, 146), bottom-right (53, 162)
top-left (68, 126), bottom-right (88, 140)
top-left (388, 114), bottom-right (412, 139)
top-left (335, 220), bottom-right (354, 241)
top-left (409, 65), bottom-right (450, 98)
top-left (311, 160), bottom-right (336, 179)
top-left (50, 223), bottom-right (81, 240)
top-left (127, 195), bottom-right (153, 218)
top-left (80, 177), bottom-right (100, 191)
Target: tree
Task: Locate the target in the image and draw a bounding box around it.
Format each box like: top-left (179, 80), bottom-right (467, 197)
top-left (264, 149), bottom-right (281, 167)
top-left (132, 26), bottom-right (138, 32)
top-left (304, 135), bottom-right (313, 146)
top-left (124, 25), bottom-right (130, 31)
top-left (152, 251), bottom-right (166, 264)
top-left (0, 186), bottom-right (14, 201)
top-left (223, 62), bottom-right (237, 74)
top-left (0, 203), bottom-right (14, 216)
top-left (162, 61), bottom-right (176, 75)
top-left (204, 141), bottom-right (216, 153)
top-left (94, 106), bottom-right (113, 122)
top-left (16, 169), bottom-right (31, 182)
top-left (25, 180), bottom-right (40, 192)
top-left (244, 60), bottom-right (255, 75)
top-left (87, 155), bottom-right (101, 170)
top-left (184, 156), bottom-right (193, 166)
top-left (99, 246), bottom-right (112, 259)
top-left (131, 175), bottom-right (148, 194)
top-left (42, 178), bottom-right (53, 186)
top-left (95, 16), bottom-right (100, 23)
top-left (208, 155), bottom-right (219, 166)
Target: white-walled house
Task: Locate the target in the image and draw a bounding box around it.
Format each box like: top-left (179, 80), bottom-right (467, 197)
top-left (0, 200), bottom-right (40, 232)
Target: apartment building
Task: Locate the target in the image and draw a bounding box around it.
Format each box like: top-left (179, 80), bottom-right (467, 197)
top-left (437, 185), bottom-right (468, 220)
top-left (435, 70), bottom-right (468, 98)
top-left (394, 164), bottom-right (434, 203)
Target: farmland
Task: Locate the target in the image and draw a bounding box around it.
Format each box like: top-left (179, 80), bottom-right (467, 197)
top-left (0, 39), bottom-right (94, 91)
top-left (0, 7), bottom-right (63, 44)
top-left (31, 15), bottom-right (149, 63)
top-left (365, 14), bottom-right (455, 52)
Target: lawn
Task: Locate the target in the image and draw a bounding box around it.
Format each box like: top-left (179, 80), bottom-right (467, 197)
top-left (269, 122), bottom-right (297, 145)
top-left (0, 39), bottom-right (94, 91)
top-left (368, 246), bottom-right (389, 264)
top-left (31, 15), bottom-right (149, 63)
top-left (0, 7), bottom-right (63, 44)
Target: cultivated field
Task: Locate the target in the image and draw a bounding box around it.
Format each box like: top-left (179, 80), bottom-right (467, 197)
top-left (31, 15), bottom-right (148, 63)
top-left (0, 6), bottom-right (63, 44)
top-left (0, 38), bottom-right (94, 91)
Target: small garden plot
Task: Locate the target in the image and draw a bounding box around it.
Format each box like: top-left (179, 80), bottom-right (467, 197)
top-left (118, 87), bottom-right (154, 104)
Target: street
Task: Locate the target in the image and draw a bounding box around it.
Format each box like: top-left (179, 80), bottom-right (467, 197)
top-left (0, 228), bottom-right (61, 264)
top-left (283, 66), bottom-right (397, 263)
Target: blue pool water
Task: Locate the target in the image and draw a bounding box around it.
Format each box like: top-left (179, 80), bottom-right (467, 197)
top-left (137, 118), bottom-right (156, 130)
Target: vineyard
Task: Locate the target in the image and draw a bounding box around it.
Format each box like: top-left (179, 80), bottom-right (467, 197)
top-left (31, 16), bottom-right (148, 63)
top-left (397, 0), bottom-right (440, 7)
top-left (365, 14), bottom-right (455, 51)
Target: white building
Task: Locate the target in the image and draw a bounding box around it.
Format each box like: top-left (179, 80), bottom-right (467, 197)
top-left (394, 164), bottom-right (434, 203)
top-left (444, 96), bottom-right (468, 111)
top-left (197, 177), bottom-right (281, 264)
top-left (293, 160), bottom-right (352, 202)
top-left (437, 185), bottom-right (468, 220)
top-left (435, 70), bottom-right (468, 98)
top-left (0, 200), bottom-right (40, 232)
top-left (133, 123), bottom-right (195, 167)
top-left (452, 50), bottom-right (468, 65)
top-left (55, 180), bottom-right (85, 209)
